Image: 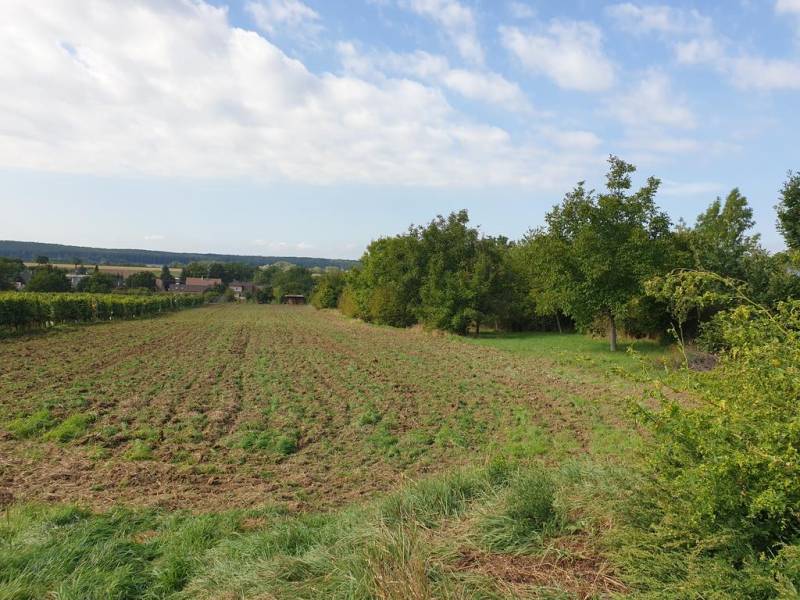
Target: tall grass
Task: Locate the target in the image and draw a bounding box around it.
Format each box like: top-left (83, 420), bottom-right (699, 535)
top-left (2, 462), bottom-right (606, 599)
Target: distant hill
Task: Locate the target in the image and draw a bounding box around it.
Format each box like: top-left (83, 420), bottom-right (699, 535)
top-left (0, 240), bottom-right (359, 270)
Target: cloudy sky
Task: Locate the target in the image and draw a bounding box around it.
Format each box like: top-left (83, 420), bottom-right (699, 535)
top-left (1, 0), bottom-right (798, 258)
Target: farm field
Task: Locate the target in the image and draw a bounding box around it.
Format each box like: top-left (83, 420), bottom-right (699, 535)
top-left (23, 263), bottom-right (183, 278)
top-left (0, 304), bottom-right (658, 597)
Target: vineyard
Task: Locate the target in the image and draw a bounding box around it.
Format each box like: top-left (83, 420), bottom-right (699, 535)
top-left (0, 292), bottom-right (205, 330)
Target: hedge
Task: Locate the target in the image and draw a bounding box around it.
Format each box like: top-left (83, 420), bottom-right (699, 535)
top-left (0, 292), bottom-right (205, 330)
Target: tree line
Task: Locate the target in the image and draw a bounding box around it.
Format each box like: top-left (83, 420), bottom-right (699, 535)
top-left (0, 255), bottom-right (328, 303)
top-left (0, 240), bottom-right (358, 270)
top-left (320, 157), bottom-right (799, 350)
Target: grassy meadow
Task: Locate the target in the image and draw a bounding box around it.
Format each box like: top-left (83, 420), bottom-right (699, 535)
top-left (0, 304), bottom-right (691, 598)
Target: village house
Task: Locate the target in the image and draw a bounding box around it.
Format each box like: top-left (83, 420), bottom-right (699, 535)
top-left (66, 272), bottom-right (89, 289)
top-left (14, 269), bottom-right (32, 290)
top-left (178, 277), bottom-right (223, 293)
top-left (229, 281), bottom-right (255, 300)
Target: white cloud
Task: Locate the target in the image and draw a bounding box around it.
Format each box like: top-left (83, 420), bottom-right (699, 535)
top-left (676, 37), bottom-right (800, 91)
top-left (538, 127), bottom-right (602, 152)
top-left (776, 0), bottom-right (800, 44)
top-left (144, 234), bottom-right (166, 241)
top-left (338, 45), bottom-right (531, 112)
top-left (605, 71), bottom-right (707, 159)
top-left (674, 37), bottom-right (726, 64)
top-left (401, 0), bottom-right (484, 64)
top-left (606, 3), bottom-right (711, 36)
top-left (0, 0), bottom-right (599, 189)
top-left (441, 69), bottom-right (531, 111)
top-left (608, 70), bottom-right (696, 129)
top-left (245, 0), bottom-right (321, 37)
top-left (728, 56), bottom-right (800, 90)
top-left (776, 0), bottom-right (800, 14)
top-left (610, 3), bottom-right (800, 91)
top-left (500, 21), bottom-right (615, 92)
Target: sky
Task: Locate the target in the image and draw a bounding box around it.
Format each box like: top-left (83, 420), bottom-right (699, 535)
top-left (0, 0), bottom-right (798, 259)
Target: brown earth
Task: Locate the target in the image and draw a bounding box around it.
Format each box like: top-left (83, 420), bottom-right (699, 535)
top-left (0, 304), bottom-right (639, 512)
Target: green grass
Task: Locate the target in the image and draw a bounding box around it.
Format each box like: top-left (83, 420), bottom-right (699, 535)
top-left (124, 439), bottom-right (154, 461)
top-left (6, 408), bottom-right (55, 438)
top-left (467, 331), bottom-right (672, 375)
top-left (0, 461), bottom-right (625, 599)
top-left (42, 412), bottom-right (94, 443)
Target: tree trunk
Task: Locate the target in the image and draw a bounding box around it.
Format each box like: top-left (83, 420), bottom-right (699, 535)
top-left (475, 320), bottom-right (481, 338)
top-left (609, 315), bottom-right (618, 352)
top-left (555, 312), bottom-right (562, 334)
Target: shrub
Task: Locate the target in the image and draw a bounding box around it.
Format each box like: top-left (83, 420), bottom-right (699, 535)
top-left (311, 271), bottom-right (346, 309)
top-left (629, 299), bottom-right (800, 594)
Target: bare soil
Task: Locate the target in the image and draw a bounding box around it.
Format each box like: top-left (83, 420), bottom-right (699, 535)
top-left (0, 304), bottom-right (639, 512)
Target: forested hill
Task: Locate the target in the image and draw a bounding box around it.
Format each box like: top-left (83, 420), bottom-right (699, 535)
top-left (0, 240), bottom-right (359, 270)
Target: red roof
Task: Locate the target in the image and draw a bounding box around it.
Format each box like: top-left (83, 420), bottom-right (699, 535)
top-left (185, 277), bottom-right (222, 288)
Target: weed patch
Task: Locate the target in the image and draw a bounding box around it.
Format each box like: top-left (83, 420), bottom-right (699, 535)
top-left (6, 408), bottom-right (54, 438)
top-left (43, 412), bottom-right (94, 442)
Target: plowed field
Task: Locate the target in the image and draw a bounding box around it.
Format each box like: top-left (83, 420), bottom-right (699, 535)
top-left (0, 304), bottom-right (633, 512)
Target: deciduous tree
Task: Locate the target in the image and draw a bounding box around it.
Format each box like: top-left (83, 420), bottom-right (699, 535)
top-left (160, 265), bottom-right (175, 291)
top-left (0, 257), bottom-right (24, 290)
top-left (777, 170), bottom-right (800, 250)
top-left (27, 266), bottom-right (70, 292)
top-left (535, 156), bottom-right (672, 350)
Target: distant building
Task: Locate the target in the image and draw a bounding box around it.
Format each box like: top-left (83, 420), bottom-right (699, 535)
top-left (14, 269), bottom-right (32, 290)
top-left (282, 294), bottom-right (307, 305)
top-left (229, 281), bottom-right (255, 300)
top-left (66, 272), bottom-right (89, 289)
top-left (178, 277), bottom-right (223, 293)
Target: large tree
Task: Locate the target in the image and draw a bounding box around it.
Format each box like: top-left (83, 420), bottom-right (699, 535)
top-left (515, 229), bottom-right (571, 332)
top-left (310, 270), bottom-right (346, 309)
top-left (160, 265), bottom-right (175, 291)
top-left (777, 170), bottom-right (800, 250)
top-left (27, 266), bottom-right (70, 292)
top-left (690, 188), bottom-right (760, 280)
top-left (352, 234), bottom-right (423, 326)
top-left (125, 271), bottom-right (157, 291)
top-left (271, 266), bottom-right (314, 299)
top-left (417, 210), bottom-right (480, 334)
top-left (76, 271), bottom-right (118, 293)
top-left (466, 236), bottom-right (515, 336)
top-left (0, 257), bottom-right (24, 290)
top-left (535, 156), bottom-right (672, 350)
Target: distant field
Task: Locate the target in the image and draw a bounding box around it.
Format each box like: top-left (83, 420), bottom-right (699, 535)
top-left (23, 262), bottom-right (182, 277)
top-left (0, 305), bottom-right (655, 597)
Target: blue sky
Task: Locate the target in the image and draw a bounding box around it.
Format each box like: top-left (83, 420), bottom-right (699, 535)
top-left (1, 0), bottom-right (798, 259)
